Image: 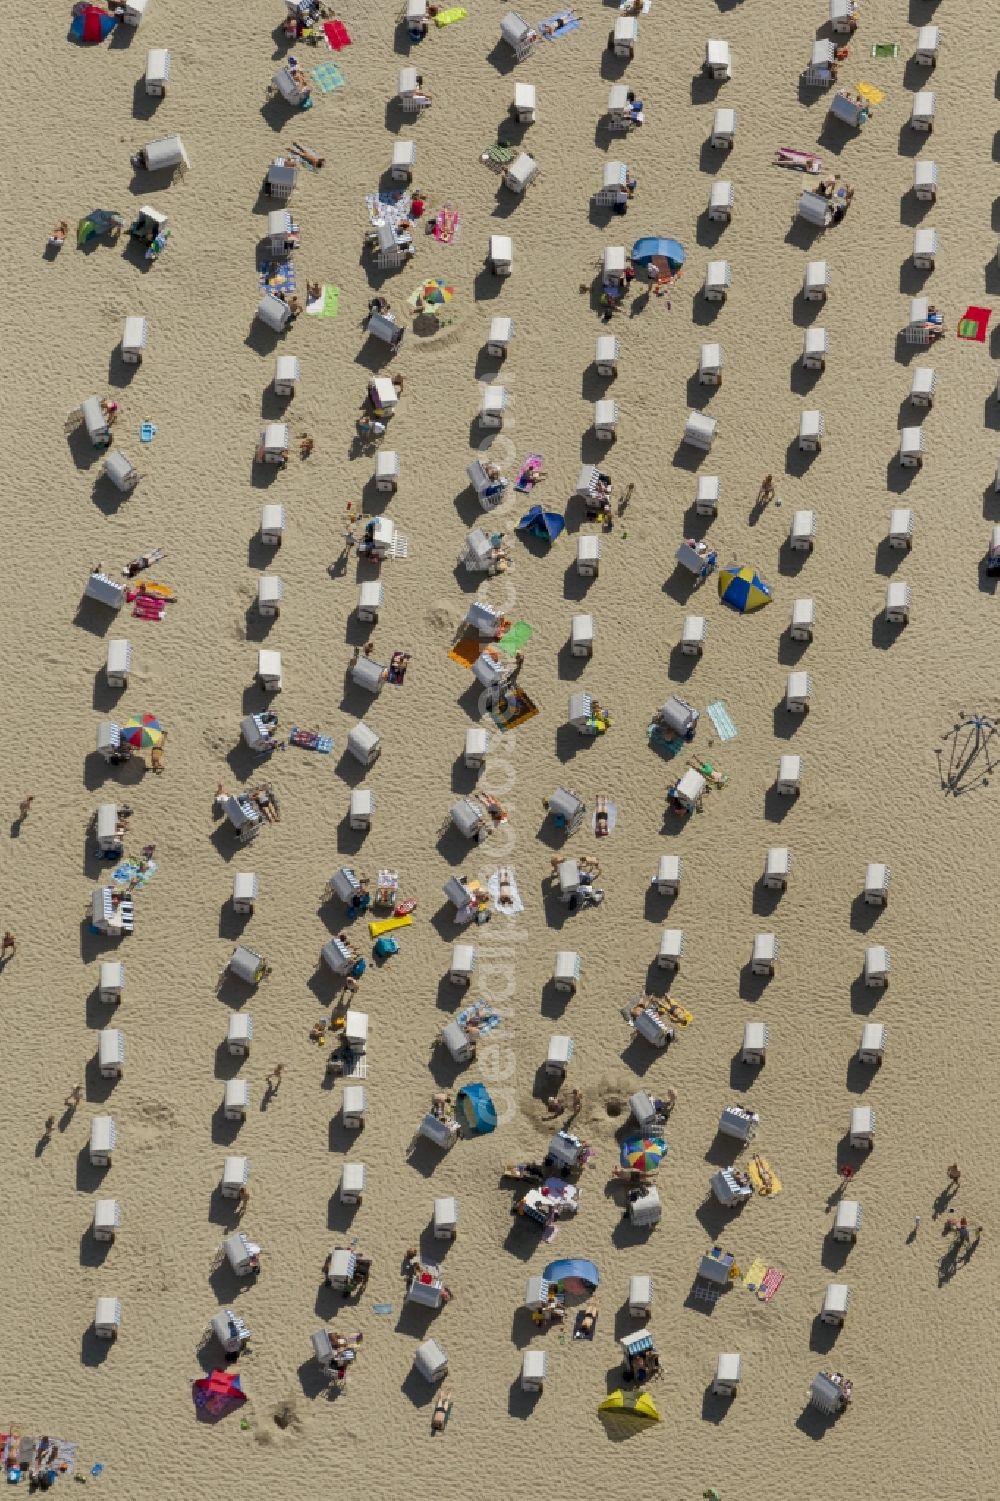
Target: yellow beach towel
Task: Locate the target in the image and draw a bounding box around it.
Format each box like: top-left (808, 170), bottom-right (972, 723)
top-left (856, 81), bottom-right (885, 105)
top-left (368, 914), bottom-right (414, 939)
top-left (741, 1257), bottom-right (767, 1292)
top-left (748, 1156), bottom-right (783, 1197)
top-left (435, 6), bottom-right (468, 24)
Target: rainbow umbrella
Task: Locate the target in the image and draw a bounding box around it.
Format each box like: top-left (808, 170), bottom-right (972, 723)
top-left (718, 564), bottom-right (772, 614)
top-left (69, 5), bottom-right (117, 43)
top-left (122, 713), bottom-right (164, 750)
top-left (407, 277), bottom-right (454, 308)
top-left (620, 1136), bottom-right (667, 1172)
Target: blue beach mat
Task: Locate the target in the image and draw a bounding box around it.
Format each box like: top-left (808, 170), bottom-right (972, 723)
top-left (311, 62), bottom-right (344, 92)
top-left (706, 701), bottom-right (738, 741)
top-left (537, 11), bottom-right (580, 37)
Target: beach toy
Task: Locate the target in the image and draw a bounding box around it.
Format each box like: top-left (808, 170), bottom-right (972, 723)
top-left (368, 913), bottom-right (413, 939)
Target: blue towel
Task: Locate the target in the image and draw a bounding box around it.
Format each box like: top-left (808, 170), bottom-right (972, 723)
top-left (706, 701), bottom-right (738, 741)
top-left (537, 12), bottom-right (580, 37)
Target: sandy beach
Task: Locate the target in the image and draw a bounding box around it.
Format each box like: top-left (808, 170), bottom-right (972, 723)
top-left (2, 0), bottom-right (998, 1495)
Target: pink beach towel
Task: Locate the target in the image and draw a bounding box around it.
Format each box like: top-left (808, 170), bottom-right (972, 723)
top-left (324, 20), bottom-right (351, 49)
top-left (133, 597), bottom-right (165, 621)
top-left (433, 207), bottom-right (460, 244)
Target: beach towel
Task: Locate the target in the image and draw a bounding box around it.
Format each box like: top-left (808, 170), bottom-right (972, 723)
top-left (537, 11), bottom-right (580, 38)
top-left (133, 598), bottom-right (165, 621)
top-left (371, 1302), bottom-right (393, 1315)
top-left (856, 81), bottom-right (885, 104)
top-left (306, 284), bottom-right (339, 318)
top-left (647, 723), bottom-right (685, 757)
top-left (457, 1002), bottom-right (502, 1035)
top-left (387, 651), bottom-right (410, 685)
top-left (312, 61), bottom-right (344, 92)
top-left (491, 686), bottom-right (539, 731)
top-left (741, 1257), bottom-right (768, 1293)
top-left (958, 306), bottom-right (991, 342)
top-left (487, 867), bottom-right (525, 914)
top-left (139, 421), bottom-right (156, 443)
top-left (870, 42), bottom-right (899, 58)
top-left (289, 727), bottom-right (334, 752)
top-left (259, 259), bottom-right (296, 296)
top-left (758, 1268), bottom-right (784, 1303)
top-left (593, 799), bottom-right (617, 836)
top-left (111, 857), bottom-right (157, 888)
top-left (448, 633), bottom-right (480, 669)
top-left (323, 19), bottom-right (351, 49)
top-left (748, 1156), bottom-right (783, 1197)
top-left (434, 6), bottom-right (467, 23)
top-left (515, 455), bottom-right (544, 492)
top-left (706, 701), bottom-right (738, 741)
top-left (433, 206), bottom-right (461, 244)
top-left (498, 620), bottom-right (534, 655)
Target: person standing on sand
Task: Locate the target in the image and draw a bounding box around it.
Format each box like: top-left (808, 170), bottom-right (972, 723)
top-left (1, 932), bottom-right (16, 960)
top-left (946, 1163), bottom-right (961, 1190)
top-left (18, 796), bottom-right (33, 821)
top-left (65, 1085), bottom-right (84, 1109)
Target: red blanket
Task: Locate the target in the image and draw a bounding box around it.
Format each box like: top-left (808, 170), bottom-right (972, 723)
top-left (957, 305), bottom-right (991, 343)
top-left (324, 19), bottom-right (351, 49)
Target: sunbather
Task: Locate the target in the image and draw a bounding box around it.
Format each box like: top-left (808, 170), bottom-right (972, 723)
top-left (122, 548), bottom-right (165, 578)
top-left (574, 1303), bottom-right (598, 1338)
top-left (497, 867), bottom-right (516, 907)
top-left (47, 220), bottom-right (68, 248)
top-left (595, 795), bottom-right (611, 837)
top-left (431, 1393), bottom-right (453, 1433)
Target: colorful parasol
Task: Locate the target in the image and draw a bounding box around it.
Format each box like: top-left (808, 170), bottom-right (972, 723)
top-left (620, 1136), bottom-right (667, 1172)
top-left (408, 277), bottom-right (455, 308)
top-left (718, 565), bottom-right (772, 614)
top-left (122, 713), bottom-right (164, 749)
top-left (69, 5), bottom-right (117, 43)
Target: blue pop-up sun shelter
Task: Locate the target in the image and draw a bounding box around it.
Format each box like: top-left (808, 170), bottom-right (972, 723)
top-left (516, 505), bottom-right (565, 544)
top-left (542, 1258), bottom-right (600, 1295)
top-left (631, 236), bottom-right (686, 281)
top-left (456, 1083), bottom-right (497, 1135)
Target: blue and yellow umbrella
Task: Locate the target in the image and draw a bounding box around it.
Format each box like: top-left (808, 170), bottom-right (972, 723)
top-left (718, 565), bottom-right (772, 614)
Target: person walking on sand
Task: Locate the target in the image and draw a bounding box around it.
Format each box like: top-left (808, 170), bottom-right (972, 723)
top-left (568, 1087), bottom-right (583, 1118)
top-left (1, 931), bottom-right (16, 960)
top-left (65, 1085), bottom-right (84, 1109)
top-left (946, 1163), bottom-right (961, 1190)
top-left (18, 796), bottom-right (33, 821)
top-left (43, 1115), bottom-right (56, 1138)
top-left (266, 1064), bottom-right (284, 1089)
top-left (757, 475), bottom-right (775, 506)
top-left (544, 1094), bottom-right (566, 1118)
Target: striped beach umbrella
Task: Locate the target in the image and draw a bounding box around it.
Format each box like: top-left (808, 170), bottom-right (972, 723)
top-left (620, 1136), bottom-right (667, 1172)
top-left (122, 713), bottom-right (163, 750)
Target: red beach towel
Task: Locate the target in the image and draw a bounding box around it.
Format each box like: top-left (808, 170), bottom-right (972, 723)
top-left (324, 20), bottom-right (351, 49)
top-left (957, 306), bottom-right (991, 342)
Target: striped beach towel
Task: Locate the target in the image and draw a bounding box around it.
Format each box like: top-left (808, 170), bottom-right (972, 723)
top-left (758, 1268), bottom-right (784, 1302)
top-left (706, 701), bottom-right (738, 741)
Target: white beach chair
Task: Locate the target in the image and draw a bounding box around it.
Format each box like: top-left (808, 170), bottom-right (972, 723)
top-left (339, 1163), bottom-right (366, 1204)
top-left (913, 160), bottom-right (938, 202)
top-left (864, 945), bottom-right (890, 989)
top-left (829, 0), bottom-right (856, 34)
top-left (802, 328), bottom-right (828, 371)
top-left (858, 1023), bottom-right (887, 1066)
top-left (593, 401), bottom-right (619, 442)
top-left (652, 854), bottom-right (682, 897)
top-left (595, 334), bottom-right (620, 377)
top-left (226, 1014), bottom-right (253, 1058)
top-left (545, 1035), bottom-right (574, 1079)
top-left (863, 861), bottom-right (891, 906)
top-left (521, 1350), bottom-right (547, 1392)
top-left (790, 598), bottom-right (815, 641)
top-left (256, 649), bottom-right (282, 693)
top-left (751, 933), bottom-right (778, 977)
top-left (576, 535), bottom-right (600, 576)
top-left (264, 160), bottom-right (298, 201)
top-left (804, 39), bottom-right (836, 87)
top-left (390, 140), bottom-right (416, 185)
top-left (910, 91), bottom-right (936, 132)
top-left (132, 133), bottom-right (189, 176)
top-left (798, 190), bottom-right (833, 228)
top-left (553, 950), bottom-right (582, 995)
top-left (611, 17), bottom-right (638, 59)
top-left (356, 581), bottom-right (384, 624)
top-left (789, 510), bottom-right (817, 552)
top-left (628, 1187), bottom-right (661, 1227)
top-left (680, 614), bottom-right (707, 656)
top-left (657, 928), bottom-right (684, 971)
top-left (684, 411), bottom-right (717, 450)
top-left (103, 451), bottom-right (141, 493)
top-left (463, 727), bottom-right (488, 770)
top-left (342, 1085), bottom-right (367, 1129)
top-left (909, 367), bottom-right (937, 408)
top-left (479, 385), bottom-right (508, 429)
top-left (512, 81), bottom-right (537, 123)
top-left (570, 613), bottom-right (594, 658)
top-left (232, 872), bottom-right (258, 915)
top-left (719, 1105), bottom-right (759, 1142)
top-left (703, 39), bottom-right (732, 79)
top-left (606, 84), bottom-right (632, 133)
top-left (849, 1105), bottom-right (875, 1149)
top-left (221, 1155), bottom-right (249, 1199)
top-left (832, 1200), bottom-right (863, 1243)
top-left (898, 428), bottom-right (925, 468)
top-left (259, 423), bottom-right (289, 465)
top-left (273, 355), bottom-right (300, 398)
top-left (257, 294), bottom-right (293, 334)
top-left (347, 722), bottom-right (381, 767)
top-left (94, 1297), bottom-right (121, 1340)
top-left (433, 1197), bottom-right (458, 1240)
top-left (694, 475), bottom-right (720, 517)
top-left (698, 342), bottom-right (723, 386)
top-left (224, 1079), bottom-right (249, 1122)
top-left (98, 1028), bottom-right (124, 1079)
top-left (486, 316), bottom-right (514, 360)
top-left (503, 152), bottom-right (538, 194)
top-left (914, 26), bottom-right (941, 66)
top-left (104, 639), bottom-right (132, 689)
top-left (741, 1021), bottom-right (769, 1066)
top-left (785, 671), bottom-right (811, 714)
top-left (885, 581), bottom-right (911, 625)
top-left (713, 1353), bottom-right (742, 1397)
top-left (595, 161), bottom-right (628, 209)
top-left (821, 1284), bottom-right (850, 1326)
top-left (602, 245), bottom-right (626, 285)
top-left (260, 504), bottom-right (285, 546)
top-left (99, 961), bottom-right (125, 1004)
top-left (763, 846), bottom-right (791, 891)
top-left (256, 576), bottom-right (282, 618)
top-left (710, 108), bottom-right (736, 149)
top-left (707, 180), bottom-right (734, 222)
top-left (89, 1115), bottom-right (117, 1166)
top-left (414, 1339), bottom-right (448, 1383)
top-left (488, 234), bottom-right (513, 276)
top-left (912, 229), bottom-right (938, 271)
top-left (798, 411), bottom-right (824, 451)
top-left (95, 803), bottom-right (122, 856)
top-left (93, 1199), bottom-right (121, 1243)
top-left (628, 1275), bottom-right (653, 1317)
top-left (121, 316), bottom-right (149, 365)
top-left (703, 261), bottom-right (731, 303)
top-left (348, 789), bottom-right (374, 831)
top-left (803, 260), bottom-right (830, 301)
top-left (448, 943), bottom-right (476, 988)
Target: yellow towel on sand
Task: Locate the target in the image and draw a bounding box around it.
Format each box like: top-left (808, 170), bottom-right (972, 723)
top-left (435, 6), bottom-right (468, 24)
top-left (368, 914), bottom-right (414, 939)
top-left (748, 1156), bottom-right (783, 1197)
top-left (741, 1257), bottom-right (767, 1291)
top-left (856, 81), bottom-right (884, 104)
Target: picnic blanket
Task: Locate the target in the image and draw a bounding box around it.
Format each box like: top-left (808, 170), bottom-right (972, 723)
top-left (491, 685), bottom-right (539, 731)
top-left (289, 726), bottom-right (334, 753)
top-left (311, 62), bottom-right (344, 92)
top-left (433, 206), bottom-right (460, 244)
top-left (448, 633), bottom-right (480, 669)
top-left (259, 259), bottom-right (296, 296)
top-left (537, 11), bottom-right (580, 37)
top-left (457, 1001), bottom-right (502, 1035)
top-left (481, 142), bottom-right (518, 170)
top-left (741, 1257), bottom-right (768, 1293)
top-left (323, 19), bottom-right (351, 48)
top-left (758, 1268), bottom-right (784, 1303)
top-left (498, 620), bottom-right (533, 655)
top-left (958, 305), bottom-right (991, 342)
top-left (870, 42), bottom-right (899, 58)
top-left (366, 189), bottom-right (411, 232)
top-left (514, 455), bottom-right (543, 492)
top-left (434, 6), bottom-right (467, 23)
top-left (133, 597), bottom-right (165, 621)
top-left (487, 867), bottom-right (525, 914)
top-left (706, 701), bottom-right (738, 741)
top-left (306, 284), bottom-right (339, 318)
top-left (111, 857), bottom-right (157, 889)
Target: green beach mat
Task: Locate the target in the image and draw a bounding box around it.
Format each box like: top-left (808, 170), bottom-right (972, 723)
top-left (311, 62), bottom-right (345, 92)
top-left (498, 621), bottom-right (534, 655)
top-left (306, 285), bottom-right (339, 318)
top-left (870, 42), bottom-right (899, 58)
